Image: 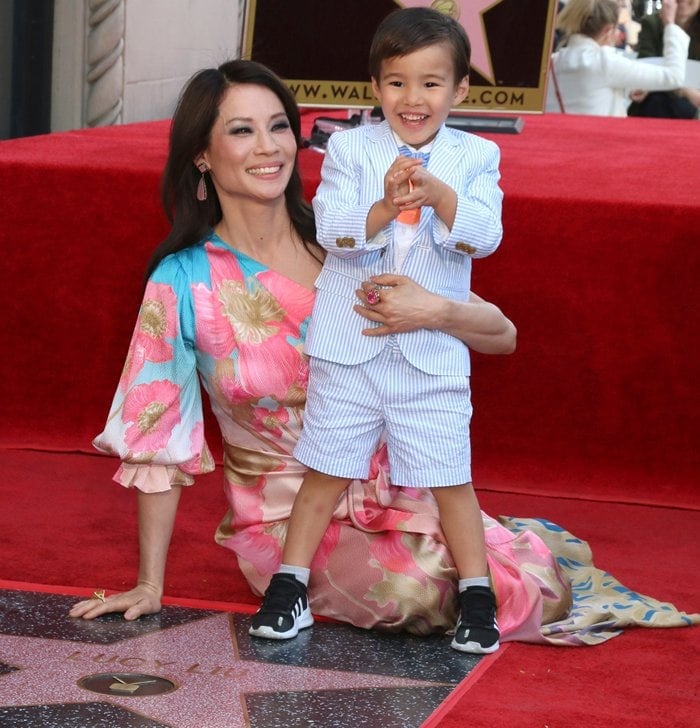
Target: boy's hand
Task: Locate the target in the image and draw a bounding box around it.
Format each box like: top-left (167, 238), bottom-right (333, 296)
top-left (383, 156), bottom-right (423, 216)
top-left (391, 154), bottom-right (459, 229)
top-left (393, 166), bottom-right (449, 214)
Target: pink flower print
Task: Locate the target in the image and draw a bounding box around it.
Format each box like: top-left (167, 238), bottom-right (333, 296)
top-left (252, 404), bottom-right (290, 438)
top-left (194, 278), bottom-right (287, 358)
top-left (225, 479), bottom-right (267, 528)
top-left (177, 420), bottom-right (213, 474)
top-left (367, 444), bottom-right (390, 486)
top-left (257, 268), bottom-right (315, 338)
top-left (368, 531), bottom-right (422, 577)
top-left (194, 245), bottom-right (309, 402)
top-left (358, 496), bottom-right (412, 534)
top-left (214, 358), bottom-right (254, 409)
top-left (237, 335), bottom-right (304, 401)
top-left (193, 243), bottom-right (286, 359)
top-left (119, 345), bottom-right (147, 392)
top-left (226, 527), bottom-right (283, 578)
top-left (312, 520), bottom-right (342, 572)
top-left (122, 380), bottom-right (182, 454)
top-left (136, 282), bottom-right (178, 361)
top-left (118, 283), bottom-right (177, 391)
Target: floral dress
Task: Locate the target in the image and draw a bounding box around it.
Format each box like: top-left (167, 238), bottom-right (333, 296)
top-left (94, 232), bottom-right (698, 645)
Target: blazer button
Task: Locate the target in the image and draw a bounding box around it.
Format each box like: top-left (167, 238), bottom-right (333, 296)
top-left (455, 242), bottom-right (477, 255)
top-left (336, 236), bottom-right (355, 248)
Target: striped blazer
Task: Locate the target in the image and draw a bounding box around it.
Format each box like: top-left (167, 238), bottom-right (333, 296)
top-left (306, 120), bottom-right (503, 376)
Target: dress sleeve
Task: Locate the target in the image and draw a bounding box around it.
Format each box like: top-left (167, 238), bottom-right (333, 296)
top-left (93, 254), bottom-right (215, 492)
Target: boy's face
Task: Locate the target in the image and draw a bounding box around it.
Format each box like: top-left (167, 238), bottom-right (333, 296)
top-left (371, 42), bottom-right (469, 149)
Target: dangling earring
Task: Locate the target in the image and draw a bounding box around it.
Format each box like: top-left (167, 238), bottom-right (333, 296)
top-left (196, 162), bottom-right (209, 202)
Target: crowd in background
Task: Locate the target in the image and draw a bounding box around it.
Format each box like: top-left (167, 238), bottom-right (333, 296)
top-left (548, 0), bottom-right (700, 117)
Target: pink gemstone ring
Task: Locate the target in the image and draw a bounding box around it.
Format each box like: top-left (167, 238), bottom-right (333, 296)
top-left (366, 287), bottom-right (381, 305)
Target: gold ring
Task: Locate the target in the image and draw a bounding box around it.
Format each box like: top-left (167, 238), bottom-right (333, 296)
top-left (91, 589), bottom-right (106, 603)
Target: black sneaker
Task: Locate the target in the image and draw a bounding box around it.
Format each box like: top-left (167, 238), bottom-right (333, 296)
top-left (451, 586), bottom-right (500, 654)
top-left (249, 573), bottom-right (314, 640)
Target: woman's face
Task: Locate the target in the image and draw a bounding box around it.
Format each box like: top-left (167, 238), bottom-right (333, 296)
top-left (199, 84), bottom-right (297, 205)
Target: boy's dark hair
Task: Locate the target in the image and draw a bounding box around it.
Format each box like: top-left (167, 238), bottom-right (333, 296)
top-left (368, 7), bottom-right (471, 82)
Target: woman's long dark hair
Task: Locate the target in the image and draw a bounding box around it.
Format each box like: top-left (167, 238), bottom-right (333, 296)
top-left (145, 59), bottom-right (319, 281)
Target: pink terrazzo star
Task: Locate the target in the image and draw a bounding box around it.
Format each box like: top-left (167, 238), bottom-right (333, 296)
top-left (0, 613), bottom-right (443, 728)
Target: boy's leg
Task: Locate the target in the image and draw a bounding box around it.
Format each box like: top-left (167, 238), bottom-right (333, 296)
top-left (431, 484), bottom-right (486, 577)
top-left (249, 470), bottom-right (349, 640)
top-left (283, 470), bottom-right (351, 566)
top-left (431, 484), bottom-right (500, 654)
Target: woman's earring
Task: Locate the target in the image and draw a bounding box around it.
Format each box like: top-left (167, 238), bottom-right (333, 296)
top-left (196, 162), bottom-right (209, 202)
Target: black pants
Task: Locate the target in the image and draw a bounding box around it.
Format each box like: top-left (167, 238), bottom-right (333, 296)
top-left (628, 91), bottom-right (698, 119)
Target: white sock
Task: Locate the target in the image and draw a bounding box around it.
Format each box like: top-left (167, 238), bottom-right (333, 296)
top-left (278, 564), bottom-right (310, 587)
top-left (458, 576), bottom-right (490, 592)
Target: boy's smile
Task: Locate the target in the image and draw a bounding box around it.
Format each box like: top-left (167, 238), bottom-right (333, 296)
top-left (371, 42), bottom-right (469, 149)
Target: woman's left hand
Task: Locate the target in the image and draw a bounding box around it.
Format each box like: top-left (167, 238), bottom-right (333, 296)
top-left (354, 274), bottom-right (516, 354)
top-left (355, 274), bottom-right (441, 336)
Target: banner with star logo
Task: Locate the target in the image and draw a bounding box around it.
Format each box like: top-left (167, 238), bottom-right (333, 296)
top-left (243, 0), bottom-right (559, 114)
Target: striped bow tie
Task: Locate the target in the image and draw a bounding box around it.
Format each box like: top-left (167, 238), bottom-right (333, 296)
top-left (398, 145), bottom-right (430, 166)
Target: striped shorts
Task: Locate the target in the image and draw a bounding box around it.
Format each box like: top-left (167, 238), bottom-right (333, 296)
top-left (294, 343), bottom-right (473, 487)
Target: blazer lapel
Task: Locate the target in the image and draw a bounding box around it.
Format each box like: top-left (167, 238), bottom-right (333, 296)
top-left (366, 121), bottom-right (402, 178)
top-left (424, 124), bottom-right (461, 180)
top-left (414, 126), bottom-right (462, 235)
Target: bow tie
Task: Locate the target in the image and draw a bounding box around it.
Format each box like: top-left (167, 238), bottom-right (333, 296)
top-left (398, 145), bottom-right (430, 166)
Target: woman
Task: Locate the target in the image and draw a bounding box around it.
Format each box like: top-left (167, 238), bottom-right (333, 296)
top-left (548, 0), bottom-right (689, 115)
top-left (69, 60), bottom-right (697, 646)
top-left (628, 0), bottom-right (700, 117)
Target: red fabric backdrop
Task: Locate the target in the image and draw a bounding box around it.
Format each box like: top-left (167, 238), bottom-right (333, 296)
top-left (1, 112), bottom-right (698, 507)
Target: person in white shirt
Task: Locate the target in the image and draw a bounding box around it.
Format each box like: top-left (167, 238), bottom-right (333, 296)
top-left (548, 0), bottom-right (689, 115)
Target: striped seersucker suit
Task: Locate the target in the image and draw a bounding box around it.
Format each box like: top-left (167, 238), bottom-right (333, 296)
top-left (306, 119), bottom-right (503, 378)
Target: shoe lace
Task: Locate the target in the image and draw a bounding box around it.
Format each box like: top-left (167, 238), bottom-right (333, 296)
top-left (460, 592), bottom-right (495, 627)
top-left (262, 579), bottom-right (301, 614)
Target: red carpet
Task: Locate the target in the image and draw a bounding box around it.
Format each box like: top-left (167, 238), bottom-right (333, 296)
top-left (432, 629), bottom-right (700, 728)
top-left (2, 113), bottom-right (698, 494)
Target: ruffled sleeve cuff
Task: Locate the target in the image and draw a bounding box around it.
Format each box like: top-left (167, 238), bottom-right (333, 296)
top-left (114, 463), bottom-right (195, 493)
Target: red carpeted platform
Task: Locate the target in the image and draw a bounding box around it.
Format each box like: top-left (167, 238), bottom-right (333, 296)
top-left (1, 112), bottom-right (699, 726)
top-left (2, 112), bottom-right (697, 503)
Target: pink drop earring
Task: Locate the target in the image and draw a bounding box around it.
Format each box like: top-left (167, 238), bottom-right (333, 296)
top-left (196, 162), bottom-right (209, 202)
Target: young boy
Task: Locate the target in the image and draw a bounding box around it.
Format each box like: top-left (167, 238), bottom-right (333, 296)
top-left (250, 6), bottom-right (503, 654)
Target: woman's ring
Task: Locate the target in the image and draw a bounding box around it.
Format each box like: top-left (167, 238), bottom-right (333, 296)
top-left (366, 286), bottom-right (381, 305)
top-left (91, 589), bottom-right (106, 603)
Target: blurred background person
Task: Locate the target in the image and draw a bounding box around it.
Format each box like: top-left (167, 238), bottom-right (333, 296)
top-left (628, 0), bottom-right (700, 117)
top-left (548, 0), bottom-right (689, 115)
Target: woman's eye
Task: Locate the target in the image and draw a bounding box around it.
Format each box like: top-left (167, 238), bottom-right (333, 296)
top-left (272, 120), bottom-right (291, 132)
top-left (230, 126), bottom-right (252, 135)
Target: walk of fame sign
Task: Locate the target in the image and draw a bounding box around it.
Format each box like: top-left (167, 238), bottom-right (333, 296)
top-left (242, 0), bottom-right (559, 114)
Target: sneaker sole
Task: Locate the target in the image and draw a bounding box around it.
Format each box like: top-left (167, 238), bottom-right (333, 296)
top-left (450, 637), bottom-right (500, 654)
top-left (249, 612), bottom-right (314, 640)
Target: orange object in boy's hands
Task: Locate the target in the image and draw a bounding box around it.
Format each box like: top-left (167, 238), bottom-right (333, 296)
top-left (397, 179), bottom-right (420, 224)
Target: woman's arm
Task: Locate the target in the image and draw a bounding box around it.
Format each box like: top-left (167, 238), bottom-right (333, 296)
top-left (69, 485), bottom-right (182, 620)
top-left (606, 22), bottom-right (689, 91)
top-left (354, 273), bottom-right (516, 355)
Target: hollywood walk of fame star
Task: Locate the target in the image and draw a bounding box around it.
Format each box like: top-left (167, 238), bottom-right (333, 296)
top-left (400, 0), bottom-right (504, 84)
top-left (0, 597), bottom-right (474, 728)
